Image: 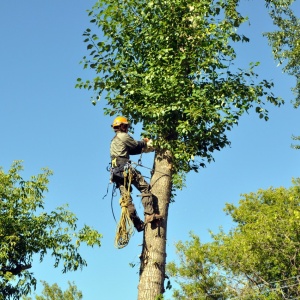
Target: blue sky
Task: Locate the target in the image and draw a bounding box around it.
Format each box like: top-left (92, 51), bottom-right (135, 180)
top-left (1, 0), bottom-right (299, 299)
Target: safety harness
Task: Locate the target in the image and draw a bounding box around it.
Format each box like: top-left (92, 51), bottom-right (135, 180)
top-left (106, 154), bottom-right (170, 249)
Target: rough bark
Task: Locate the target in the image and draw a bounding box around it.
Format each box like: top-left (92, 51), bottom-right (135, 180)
top-left (138, 150), bottom-right (173, 300)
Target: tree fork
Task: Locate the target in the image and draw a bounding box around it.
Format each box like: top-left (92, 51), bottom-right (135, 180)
top-left (138, 150), bottom-right (173, 300)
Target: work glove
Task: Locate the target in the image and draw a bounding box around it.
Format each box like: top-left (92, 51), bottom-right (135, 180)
top-left (143, 138), bottom-right (155, 153)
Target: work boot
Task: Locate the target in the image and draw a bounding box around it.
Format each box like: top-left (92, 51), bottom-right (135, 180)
top-left (140, 193), bottom-right (154, 215)
top-left (132, 217), bottom-right (145, 232)
top-left (145, 213), bottom-right (163, 224)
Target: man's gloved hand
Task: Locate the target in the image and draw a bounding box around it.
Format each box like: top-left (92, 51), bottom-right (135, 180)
top-left (143, 138), bottom-right (155, 153)
top-left (146, 139), bottom-right (153, 148)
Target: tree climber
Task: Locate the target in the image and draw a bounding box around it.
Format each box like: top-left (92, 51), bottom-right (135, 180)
top-left (110, 116), bottom-right (161, 232)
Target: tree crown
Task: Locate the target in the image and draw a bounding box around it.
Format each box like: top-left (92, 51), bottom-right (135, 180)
top-left (77, 0), bottom-right (283, 186)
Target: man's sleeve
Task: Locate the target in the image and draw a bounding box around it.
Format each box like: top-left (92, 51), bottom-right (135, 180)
top-left (129, 141), bottom-right (145, 155)
top-left (119, 133), bottom-right (146, 155)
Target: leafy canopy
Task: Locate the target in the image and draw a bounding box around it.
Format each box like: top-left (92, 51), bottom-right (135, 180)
top-left (0, 162), bottom-right (102, 299)
top-left (264, 0), bottom-right (300, 107)
top-left (77, 0), bottom-right (282, 180)
top-left (23, 281), bottom-right (82, 300)
top-left (168, 178), bottom-right (300, 299)
top-left (167, 234), bottom-right (234, 299)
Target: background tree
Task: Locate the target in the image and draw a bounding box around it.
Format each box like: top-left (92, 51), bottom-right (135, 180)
top-left (264, 0), bottom-right (300, 108)
top-left (167, 235), bottom-right (235, 300)
top-left (77, 0), bottom-right (283, 298)
top-left (23, 281), bottom-right (82, 300)
top-left (291, 135), bottom-right (300, 149)
top-left (0, 162), bottom-right (102, 299)
top-left (168, 178), bottom-right (300, 299)
top-left (264, 0), bottom-right (300, 148)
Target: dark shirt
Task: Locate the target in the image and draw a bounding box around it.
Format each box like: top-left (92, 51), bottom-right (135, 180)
top-left (110, 131), bottom-right (145, 160)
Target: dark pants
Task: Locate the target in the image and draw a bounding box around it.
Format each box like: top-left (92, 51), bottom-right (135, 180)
top-left (114, 167), bottom-right (154, 226)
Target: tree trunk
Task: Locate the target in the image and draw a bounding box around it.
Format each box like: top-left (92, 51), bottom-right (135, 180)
top-left (138, 150), bottom-right (173, 300)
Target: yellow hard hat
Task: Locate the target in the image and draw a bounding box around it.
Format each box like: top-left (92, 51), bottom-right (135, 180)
top-left (111, 116), bottom-right (129, 128)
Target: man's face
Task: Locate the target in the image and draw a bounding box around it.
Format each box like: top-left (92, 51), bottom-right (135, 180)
top-left (121, 124), bottom-right (128, 132)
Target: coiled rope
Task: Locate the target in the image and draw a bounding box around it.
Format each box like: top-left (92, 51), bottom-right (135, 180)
top-left (114, 166), bottom-right (134, 249)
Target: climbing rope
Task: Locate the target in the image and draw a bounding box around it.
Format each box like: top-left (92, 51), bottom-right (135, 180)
top-left (106, 155), bottom-right (171, 248)
top-left (131, 153), bottom-right (171, 177)
top-left (114, 165), bottom-right (134, 249)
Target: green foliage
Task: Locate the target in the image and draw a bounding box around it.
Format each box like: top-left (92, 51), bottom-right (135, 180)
top-left (264, 0), bottom-right (300, 150)
top-left (23, 281), bottom-right (82, 300)
top-left (291, 135), bottom-right (300, 149)
top-left (264, 0), bottom-right (300, 107)
top-left (167, 178), bottom-right (300, 299)
top-left (0, 161), bottom-right (102, 299)
top-left (221, 178), bottom-right (300, 282)
top-left (167, 234), bottom-right (235, 299)
top-left (77, 0), bottom-right (283, 181)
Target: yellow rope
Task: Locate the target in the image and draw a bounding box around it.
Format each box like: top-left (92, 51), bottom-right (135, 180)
top-left (114, 167), bottom-right (134, 249)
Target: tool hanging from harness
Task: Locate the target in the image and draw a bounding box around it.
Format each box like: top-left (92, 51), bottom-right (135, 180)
top-left (110, 157), bottom-right (129, 181)
top-left (107, 153), bottom-right (169, 249)
top-left (114, 163), bottom-right (134, 249)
